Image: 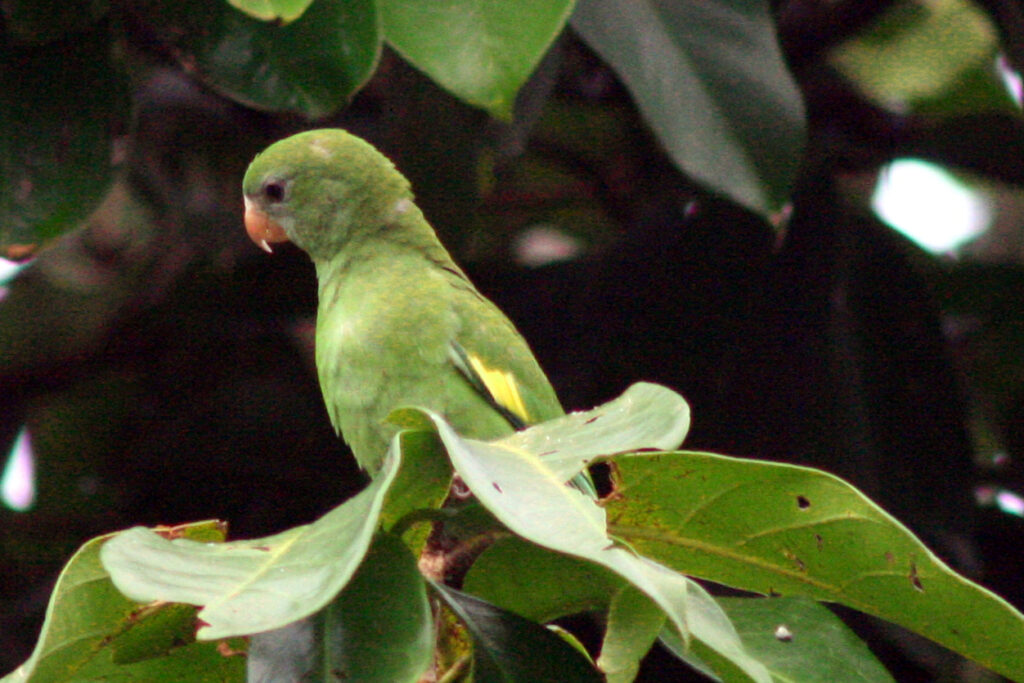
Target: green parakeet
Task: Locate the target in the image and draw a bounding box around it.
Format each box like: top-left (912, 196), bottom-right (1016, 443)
top-left (242, 129), bottom-right (594, 496)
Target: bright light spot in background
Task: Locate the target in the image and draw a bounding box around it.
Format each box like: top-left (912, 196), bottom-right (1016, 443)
top-left (872, 159), bottom-right (993, 254)
top-left (0, 257), bottom-right (31, 302)
top-left (0, 257), bottom-right (26, 281)
top-left (998, 55), bottom-right (1023, 107)
top-left (1, 426), bottom-right (36, 512)
top-left (976, 485), bottom-right (1024, 518)
top-left (513, 225), bottom-right (583, 268)
top-left (996, 489), bottom-right (1024, 517)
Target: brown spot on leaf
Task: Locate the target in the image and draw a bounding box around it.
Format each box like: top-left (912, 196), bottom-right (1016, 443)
top-left (796, 495), bottom-right (811, 509)
top-left (783, 549), bottom-right (806, 572)
top-left (815, 534), bottom-right (823, 550)
top-left (153, 520), bottom-right (229, 541)
top-left (492, 482), bottom-right (503, 493)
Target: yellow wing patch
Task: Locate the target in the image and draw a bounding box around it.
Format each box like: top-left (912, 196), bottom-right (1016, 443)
top-left (467, 354), bottom-right (530, 424)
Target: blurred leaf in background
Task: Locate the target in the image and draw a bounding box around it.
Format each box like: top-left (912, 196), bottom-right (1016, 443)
top-left (572, 0), bottom-right (807, 216)
top-left (0, 17), bottom-right (128, 256)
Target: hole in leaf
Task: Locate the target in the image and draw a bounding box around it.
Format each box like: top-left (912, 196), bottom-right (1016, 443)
top-left (909, 562), bottom-right (924, 592)
top-left (452, 477), bottom-right (471, 498)
top-left (796, 495), bottom-right (811, 509)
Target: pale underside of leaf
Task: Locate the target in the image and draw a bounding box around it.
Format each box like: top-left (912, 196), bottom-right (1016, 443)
top-left (496, 381), bottom-right (690, 482)
top-left (101, 443), bottom-right (402, 640)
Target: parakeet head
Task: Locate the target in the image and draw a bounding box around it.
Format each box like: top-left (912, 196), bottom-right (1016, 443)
top-left (242, 129), bottom-right (413, 261)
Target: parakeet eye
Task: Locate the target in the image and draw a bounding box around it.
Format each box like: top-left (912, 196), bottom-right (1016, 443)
top-left (263, 181), bottom-right (286, 203)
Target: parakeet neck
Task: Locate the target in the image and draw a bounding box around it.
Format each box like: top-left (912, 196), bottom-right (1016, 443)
top-left (312, 199), bottom-right (464, 288)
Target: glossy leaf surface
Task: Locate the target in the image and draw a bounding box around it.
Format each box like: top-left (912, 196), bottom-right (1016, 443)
top-left (571, 0), bottom-right (806, 215)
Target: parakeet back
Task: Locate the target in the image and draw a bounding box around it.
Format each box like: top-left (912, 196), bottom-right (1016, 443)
top-left (242, 129), bottom-right (565, 475)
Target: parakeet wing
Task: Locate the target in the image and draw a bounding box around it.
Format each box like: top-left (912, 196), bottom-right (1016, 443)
top-left (314, 252), bottom-right (559, 473)
top-left (445, 276), bottom-right (597, 497)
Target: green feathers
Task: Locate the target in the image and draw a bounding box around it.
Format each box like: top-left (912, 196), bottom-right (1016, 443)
top-left (243, 129), bottom-right (594, 496)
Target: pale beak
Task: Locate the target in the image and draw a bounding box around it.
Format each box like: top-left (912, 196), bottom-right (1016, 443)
top-left (244, 197), bottom-right (289, 253)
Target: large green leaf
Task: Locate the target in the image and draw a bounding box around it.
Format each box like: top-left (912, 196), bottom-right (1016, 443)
top-left (404, 385), bottom-right (771, 682)
top-left (100, 442), bottom-right (401, 640)
top-left (136, 0), bottom-right (379, 118)
top-left (2, 521), bottom-right (243, 683)
top-left (465, 537), bottom-right (621, 622)
top-left (571, 0), bottom-right (806, 216)
top-left (597, 585), bottom-right (666, 683)
top-left (0, 25), bottom-right (129, 257)
top-left (707, 597), bottom-right (895, 682)
top-left (379, 0), bottom-right (575, 119)
top-left (248, 532), bottom-right (432, 682)
top-left (379, 430), bottom-right (453, 540)
top-left (465, 541), bottom-right (892, 682)
top-left (830, 0), bottom-right (1017, 116)
top-left (433, 583), bottom-right (601, 682)
top-left (321, 532), bottom-right (433, 682)
top-left (606, 450), bottom-right (1024, 680)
